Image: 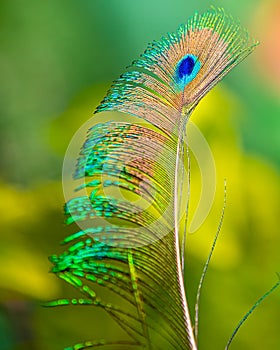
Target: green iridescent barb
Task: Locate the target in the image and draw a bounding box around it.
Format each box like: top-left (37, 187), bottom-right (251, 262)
top-left (48, 8), bottom-right (258, 350)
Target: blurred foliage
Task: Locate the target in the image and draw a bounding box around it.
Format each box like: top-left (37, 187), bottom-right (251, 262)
top-left (0, 0), bottom-right (279, 349)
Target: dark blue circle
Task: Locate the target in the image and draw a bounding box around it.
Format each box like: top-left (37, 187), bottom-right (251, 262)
top-left (178, 55), bottom-right (195, 78)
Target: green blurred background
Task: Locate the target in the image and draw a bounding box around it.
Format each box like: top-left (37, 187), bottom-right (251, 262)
top-left (0, 0), bottom-right (279, 349)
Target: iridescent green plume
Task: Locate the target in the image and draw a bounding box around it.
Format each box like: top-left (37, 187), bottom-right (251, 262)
top-left (48, 8), bottom-right (258, 350)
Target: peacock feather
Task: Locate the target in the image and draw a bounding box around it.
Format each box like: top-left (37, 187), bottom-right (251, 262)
top-left (48, 8), bottom-right (259, 350)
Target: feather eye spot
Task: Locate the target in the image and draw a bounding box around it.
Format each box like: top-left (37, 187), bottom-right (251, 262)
top-left (178, 55), bottom-right (196, 77)
top-left (175, 54), bottom-right (201, 90)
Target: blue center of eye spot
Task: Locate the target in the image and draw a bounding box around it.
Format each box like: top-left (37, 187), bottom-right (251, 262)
top-left (178, 56), bottom-right (196, 78)
top-left (175, 54), bottom-right (201, 90)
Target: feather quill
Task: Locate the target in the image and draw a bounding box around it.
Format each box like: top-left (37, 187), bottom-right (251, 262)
top-left (48, 8), bottom-right (258, 350)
